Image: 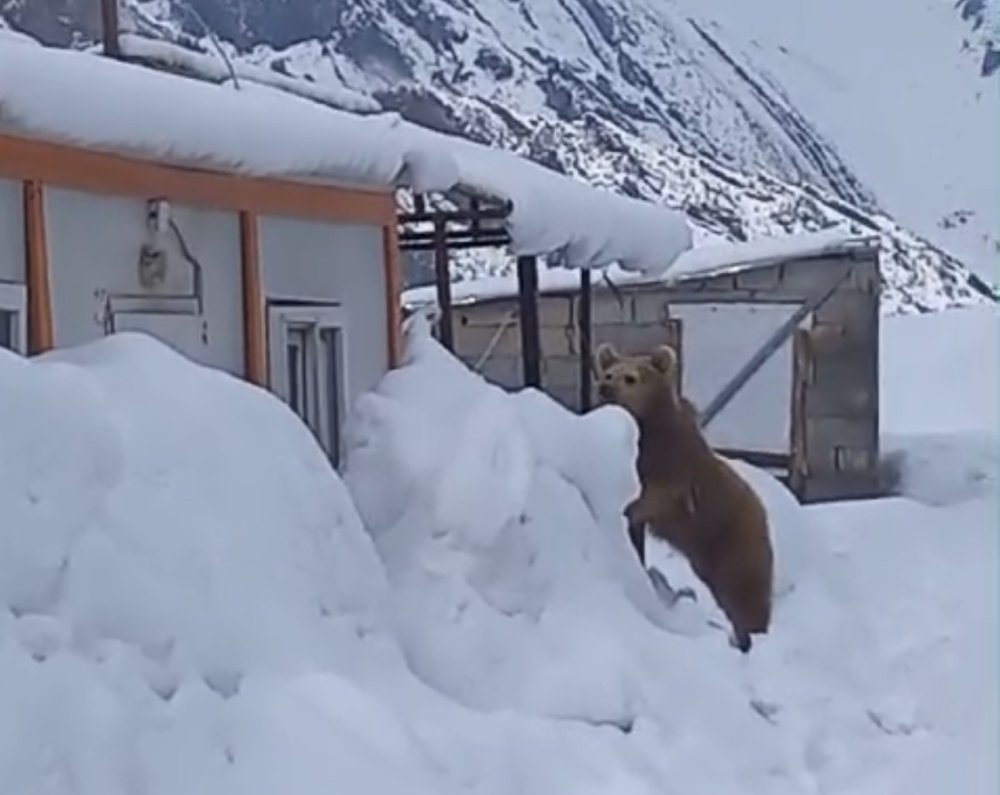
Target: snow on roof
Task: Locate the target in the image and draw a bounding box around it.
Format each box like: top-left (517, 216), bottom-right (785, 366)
top-left (662, 227), bottom-right (875, 281)
top-left (397, 123), bottom-right (694, 274)
top-left (0, 40), bottom-right (692, 274)
top-left (402, 229), bottom-right (877, 308)
top-left (0, 39), bottom-right (457, 192)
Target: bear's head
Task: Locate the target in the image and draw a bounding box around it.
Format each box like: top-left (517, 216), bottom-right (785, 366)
top-left (593, 343), bottom-right (681, 421)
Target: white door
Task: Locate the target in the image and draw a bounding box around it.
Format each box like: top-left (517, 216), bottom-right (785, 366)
top-left (268, 303), bottom-right (349, 467)
top-left (0, 282), bottom-right (27, 354)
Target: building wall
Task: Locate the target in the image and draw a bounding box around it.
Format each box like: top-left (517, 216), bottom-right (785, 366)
top-left (44, 188), bottom-right (245, 374)
top-left (0, 179), bottom-right (23, 283)
top-left (258, 216), bottom-right (387, 409)
top-left (447, 251), bottom-right (882, 502)
top-left (452, 290), bottom-right (798, 454)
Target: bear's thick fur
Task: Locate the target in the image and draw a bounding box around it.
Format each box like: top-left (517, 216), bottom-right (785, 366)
top-left (594, 342), bottom-right (774, 653)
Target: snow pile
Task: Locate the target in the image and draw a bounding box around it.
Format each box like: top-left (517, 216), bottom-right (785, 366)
top-left (343, 314), bottom-right (673, 724)
top-left (0, 333), bottom-right (439, 792)
top-left (342, 316), bottom-right (897, 787)
top-left (0, 327), bottom-right (795, 793)
top-left (0, 307), bottom-right (995, 793)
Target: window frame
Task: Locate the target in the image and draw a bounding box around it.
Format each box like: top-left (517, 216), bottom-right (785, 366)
top-left (0, 282), bottom-right (27, 354)
top-left (267, 302), bottom-right (350, 466)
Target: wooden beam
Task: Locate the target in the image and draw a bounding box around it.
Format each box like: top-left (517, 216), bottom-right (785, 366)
top-left (23, 180), bottom-right (54, 354)
top-left (239, 211), bottom-right (267, 386)
top-left (0, 133), bottom-right (395, 225)
top-left (382, 222), bottom-right (405, 367)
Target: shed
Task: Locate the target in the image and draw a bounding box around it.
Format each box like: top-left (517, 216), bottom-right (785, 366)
top-left (404, 230), bottom-right (883, 503)
top-left (0, 38), bottom-right (693, 468)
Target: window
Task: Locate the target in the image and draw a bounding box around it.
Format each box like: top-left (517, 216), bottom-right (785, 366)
top-left (0, 283), bottom-right (27, 354)
top-left (268, 304), bottom-right (348, 468)
top-left (0, 311), bottom-right (13, 350)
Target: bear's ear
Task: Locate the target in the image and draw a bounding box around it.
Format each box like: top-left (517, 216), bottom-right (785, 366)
top-left (649, 345), bottom-right (677, 376)
top-left (594, 343), bottom-right (619, 373)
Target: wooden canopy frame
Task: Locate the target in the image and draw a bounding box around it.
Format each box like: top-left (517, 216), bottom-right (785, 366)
top-left (0, 132), bottom-right (404, 373)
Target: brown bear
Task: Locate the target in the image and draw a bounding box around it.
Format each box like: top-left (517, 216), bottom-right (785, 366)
top-left (594, 342), bottom-right (774, 654)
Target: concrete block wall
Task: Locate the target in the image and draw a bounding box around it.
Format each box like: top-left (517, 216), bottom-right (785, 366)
top-left (444, 250), bottom-right (881, 503)
top-left (795, 256), bottom-right (881, 501)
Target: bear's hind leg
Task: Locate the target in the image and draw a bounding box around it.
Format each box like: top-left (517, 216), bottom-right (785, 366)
top-left (729, 628), bottom-right (752, 654)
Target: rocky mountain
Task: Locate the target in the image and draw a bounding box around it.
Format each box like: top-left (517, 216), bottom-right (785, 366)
top-left (955, 0), bottom-right (1000, 75)
top-left (3, 0), bottom-right (996, 313)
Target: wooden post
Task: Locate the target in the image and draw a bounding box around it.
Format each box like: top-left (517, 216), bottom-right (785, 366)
top-left (382, 220), bottom-right (405, 367)
top-left (239, 211), bottom-right (267, 385)
top-left (432, 214), bottom-right (454, 351)
top-left (578, 267), bottom-right (592, 411)
top-left (100, 0), bottom-right (121, 58)
top-left (23, 180), bottom-right (54, 354)
top-left (516, 254), bottom-right (541, 388)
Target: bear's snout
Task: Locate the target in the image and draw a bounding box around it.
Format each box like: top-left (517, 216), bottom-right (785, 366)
top-left (598, 382), bottom-right (616, 401)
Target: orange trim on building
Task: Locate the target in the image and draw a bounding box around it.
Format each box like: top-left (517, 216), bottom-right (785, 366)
top-left (382, 221), bottom-right (405, 367)
top-left (0, 133), bottom-right (396, 225)
top-left (4, 132), bottom-right (406, 373)
top-left (23, 180), bottom-right (54, 354)
top-left (239, 211), bottom-right (268, 386)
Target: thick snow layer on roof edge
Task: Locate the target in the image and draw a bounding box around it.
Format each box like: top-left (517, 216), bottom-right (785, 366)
top-left (0, 40), bottom-right (692, 274)
top-left (402, 229), bottom-right (874, 308)
top-left (662, 228), bottom-right (875, 282)
top-left (401, 123), bottom-right (693, 273)
top-left (0, 41), bottom-right (457, 192)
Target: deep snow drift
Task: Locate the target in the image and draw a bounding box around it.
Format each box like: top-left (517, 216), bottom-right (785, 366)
top-left (0, 309), bottom-right (995, 793)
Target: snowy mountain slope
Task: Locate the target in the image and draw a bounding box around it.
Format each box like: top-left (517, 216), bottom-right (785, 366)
top-left (3, 0), bottom-right (996, 313)
top-left (954, 0), bottom-right (1000, 76)
top-left (680, 0), bottom-right (1000, 284)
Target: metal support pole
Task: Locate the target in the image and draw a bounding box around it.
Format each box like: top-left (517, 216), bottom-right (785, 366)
top-left (100, 0), bottom-right (122, 58)
top-left (432, 215), bottom-right (454, 351)
top-left (578, 267), bottom-right (593, 411)
top-left (516, 254), bottom-right (542, 388)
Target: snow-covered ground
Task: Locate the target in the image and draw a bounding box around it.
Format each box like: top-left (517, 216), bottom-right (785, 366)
top-left (0, 306), bottom-right (995, 793)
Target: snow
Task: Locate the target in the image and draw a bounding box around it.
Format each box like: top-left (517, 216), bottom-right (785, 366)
top-left (0, 39), bottom-right (692, 275)
top-left (398, 123), bottom-right (694, 273)
top-left (0, 39), bottom-right (455, 191)
top-left (402, 228), bottom-right (871, 309)
top-left (661, 228), bottom-right (869, 283)
top-left (680, 0), bottom-right (1000, 282)
top-left (0, 302), bottom-right (995, 792)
